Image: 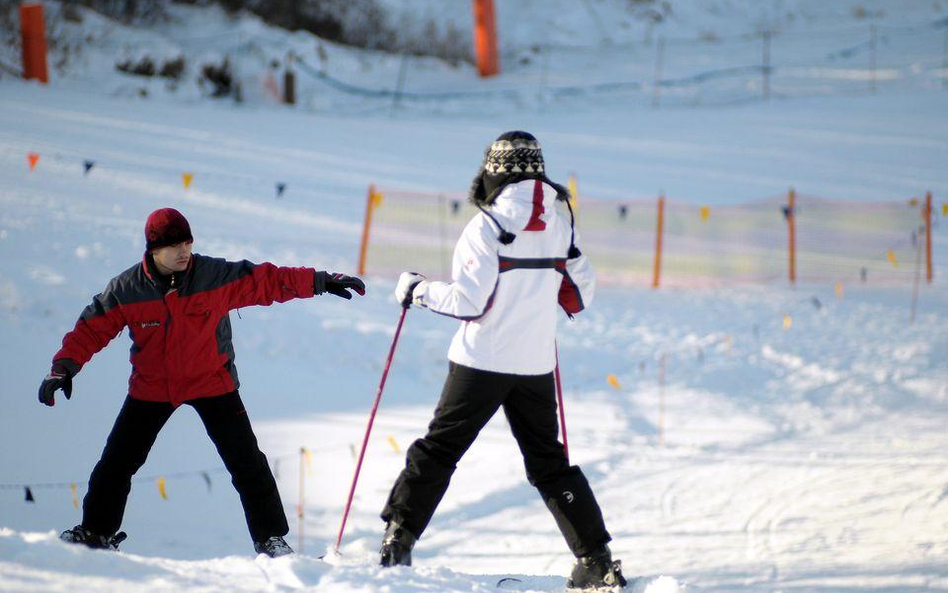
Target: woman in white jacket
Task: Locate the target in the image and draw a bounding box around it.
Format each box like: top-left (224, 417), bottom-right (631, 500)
top-left (381, 132), bottom-right (626, 591)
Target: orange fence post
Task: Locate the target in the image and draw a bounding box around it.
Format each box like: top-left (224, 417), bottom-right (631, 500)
top-left (787, 188), bottom-right (796, 284)
top-left (20, 4), bottom-right (48, 84)
top-left (652, 194), bottom-right (665, 288)
top-left (472, 0), bottom-right (499, 77)
top-left (925, 191), bottom-right (933, 283)
top-left (357, 185), bottom-right (376, 277)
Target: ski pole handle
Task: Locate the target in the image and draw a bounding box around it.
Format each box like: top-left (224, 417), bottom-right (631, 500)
top-left (334, 306), bottom-right (408, 553)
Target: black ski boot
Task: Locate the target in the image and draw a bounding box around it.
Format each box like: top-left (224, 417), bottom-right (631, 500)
top-left (379, 522), bottom-right (416, 567)
top-left (254, 536), bottom-right (294, 558)
top-left (60, 525), bottom-right (127, 551)
top-left (567, 545), bottom-right (627, 591)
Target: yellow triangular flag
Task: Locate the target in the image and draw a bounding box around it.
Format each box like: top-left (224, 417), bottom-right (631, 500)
top-left (606, 374), bottom-right (621, 390)
top-left (568, 174), bottom-right (579, 209)
top-left (370, 190), bottom-right (384, 210)
top-left (303, 447), bottom-right (312, 470)
top-left (70, 483), bottom-right (79, 509)
top-left (700, 206), bottom-right (710, 222)
top-left (182, 172), bottom-right (194, 189)
top-left (157, 477), bottom-right (168, 500)
top-left (783, 314), bottom-right (793, 330)
top-left (942, 203), bottom-right (947, 217)
top-left (835, 281), bottom-right (843, 299)
top-left (887, 250), bottom-right (898, 267)
top-left (387, 435), bottom-right (401, 453)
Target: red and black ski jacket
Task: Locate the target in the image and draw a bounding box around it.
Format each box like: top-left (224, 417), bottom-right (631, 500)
top-left (53, 253), bottom-right (316, 406)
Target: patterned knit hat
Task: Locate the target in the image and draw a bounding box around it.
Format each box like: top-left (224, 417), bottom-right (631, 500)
top-left (145, 207), bottom-right (193, 250)
top-left (469, 131), bottom-right (569, 207)
top-left (483, 131), bottom-right (545, 175)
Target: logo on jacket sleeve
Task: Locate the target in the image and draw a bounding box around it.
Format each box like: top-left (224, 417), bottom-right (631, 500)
top-left (139, 320), bottom-right (161, 328)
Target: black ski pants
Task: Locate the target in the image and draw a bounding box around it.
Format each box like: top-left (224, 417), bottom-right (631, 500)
top-left (81, 391), bottom-right (288, 543)
top-left (381, 362), bottom-right (611, 557)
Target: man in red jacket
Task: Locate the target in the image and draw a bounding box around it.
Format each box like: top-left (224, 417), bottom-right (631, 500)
top-left (37, 207), bottom-right (365, 557)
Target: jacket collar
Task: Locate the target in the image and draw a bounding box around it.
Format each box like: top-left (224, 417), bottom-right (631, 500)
top-left (142, 251), bottom-right (194, 291)
top-left (489, 179), bottom-right (558, 228)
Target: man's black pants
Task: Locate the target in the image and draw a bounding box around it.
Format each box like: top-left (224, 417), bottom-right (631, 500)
top-left (81, 391), bottom-right (288, 543)
top-left (381, 362), bottom-right (611, 557)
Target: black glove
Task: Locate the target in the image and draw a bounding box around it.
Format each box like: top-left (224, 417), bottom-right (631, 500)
top-left (38, 360), bottom-right (76, 407)
top-left (315, 271), bottom-right (366, 300)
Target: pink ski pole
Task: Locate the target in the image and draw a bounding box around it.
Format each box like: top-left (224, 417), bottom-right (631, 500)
top-left (554, 342), bottom-right (569, 463)
top-left (334, 306), bottom-right (408, 553)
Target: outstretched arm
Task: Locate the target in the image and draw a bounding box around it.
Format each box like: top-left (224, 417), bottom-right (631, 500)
top-left (223, 260), bottom-right (363, 310)
top-left (42, 289), bottom-right (127, 405)
top-left (410, 216), bottom-right (499, 320)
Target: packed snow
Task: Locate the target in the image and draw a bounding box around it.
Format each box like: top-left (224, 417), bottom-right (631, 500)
top-left (2, 1), bottom-right (948, 592)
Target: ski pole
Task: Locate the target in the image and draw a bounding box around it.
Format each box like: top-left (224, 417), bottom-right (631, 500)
top-left (334, 305), bottom-right (408, 553)
top-left (554, 342), bottom-right (569, 463)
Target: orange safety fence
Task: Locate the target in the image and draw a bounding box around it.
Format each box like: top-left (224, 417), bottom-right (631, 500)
top-left (358, 186), bottom-right (934, 287)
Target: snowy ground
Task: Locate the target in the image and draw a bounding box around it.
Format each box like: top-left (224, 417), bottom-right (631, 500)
top-left (2, 2), bottom-right (948, 591)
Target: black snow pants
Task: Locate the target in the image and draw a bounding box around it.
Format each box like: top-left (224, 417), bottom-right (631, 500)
top-left (81, 391), bottom-right (288, 543)
top-left (381, 362), bottom-right (611, 557)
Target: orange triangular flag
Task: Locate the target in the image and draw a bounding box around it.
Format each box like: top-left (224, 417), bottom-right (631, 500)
top-left (182, 172), bottom-right (194, 189)
top-left (28, 152), bottom-right (40, 171)
top-left (887, 250), bottom-right (898, 267)
top-left (700, 206), bottom-right (710, 222)
top-left (606, 374), bottom-right (621, 390)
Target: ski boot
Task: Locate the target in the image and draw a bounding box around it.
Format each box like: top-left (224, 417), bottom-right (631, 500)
top-left (566, 545), bottom-right (627, 591)
top-left (60, 525), bottom-right (127, 551)
top-left (254, 536), bottom-right (294, 558)
top-left (379, 521), bottom-right (416, 567)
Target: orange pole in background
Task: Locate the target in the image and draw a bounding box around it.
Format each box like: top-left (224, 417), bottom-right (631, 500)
top-left (925, 191), bottom-right (933, 283)
top-left (787, 188), bottom-right (796, 284)
top-left (20, 4), bottom-right (48, 84)
top-left (472, 0), bottom-right (499, 77)
top-left (357, 185), bottom-right (376, 276)
top-left (652, 194), bottom-right (665, 288)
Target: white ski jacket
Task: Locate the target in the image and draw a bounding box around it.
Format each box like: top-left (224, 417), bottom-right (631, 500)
top-left (413, 179), bottom-right (595, 375)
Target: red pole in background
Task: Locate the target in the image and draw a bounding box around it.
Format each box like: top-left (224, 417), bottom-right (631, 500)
top-left (334, 306), bottom-right (408, 553)
top-left (357, 185), bottom-right (376, 277)
top-left (924, 191), bottom-right (933, 283)
top-left (20, 4), bottom-right (48, 84)
top-left (472, 0), bottom-right (499, 77)
top-left (554, 343), bottom-right (569, 463)
top-left (652, 194), bottom-right (665, 288)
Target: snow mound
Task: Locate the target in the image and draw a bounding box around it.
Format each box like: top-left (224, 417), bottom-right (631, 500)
top-left (0, 529), bottom-right (685, 593)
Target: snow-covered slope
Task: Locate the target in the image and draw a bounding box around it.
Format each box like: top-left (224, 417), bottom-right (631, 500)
top-left (3, 0), bottom-right (946, 112)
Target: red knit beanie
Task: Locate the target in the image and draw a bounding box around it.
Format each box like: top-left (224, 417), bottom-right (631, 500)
top-left (145, 208), bottom-right (193, 250)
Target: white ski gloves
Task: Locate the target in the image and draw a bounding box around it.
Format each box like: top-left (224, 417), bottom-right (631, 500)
top-left (394, 272), bottom-right (426, 308)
